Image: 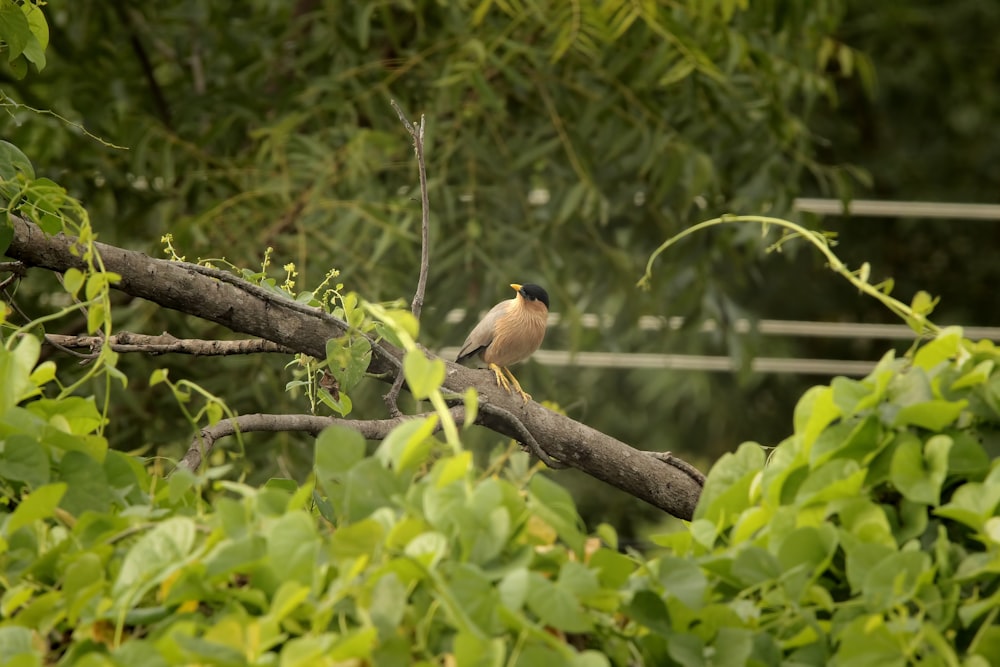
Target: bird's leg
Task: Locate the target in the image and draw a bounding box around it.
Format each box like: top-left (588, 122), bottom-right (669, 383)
top-left (488, 363), bottom-right (513, 393)
top-left (501, 367), bottom-right (532, 403)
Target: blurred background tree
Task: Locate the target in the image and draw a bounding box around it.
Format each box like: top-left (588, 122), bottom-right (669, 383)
top-left (4, 0), bottom-right (995, 538)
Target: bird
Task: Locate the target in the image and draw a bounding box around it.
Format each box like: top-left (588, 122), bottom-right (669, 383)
top-left (455, 283), bottom-right (550, 403)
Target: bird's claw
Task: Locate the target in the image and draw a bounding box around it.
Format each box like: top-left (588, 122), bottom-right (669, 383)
top-left (489, 364), bottom-right (532, 404)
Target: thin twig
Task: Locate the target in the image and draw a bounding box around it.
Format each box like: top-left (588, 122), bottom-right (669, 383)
top-left (176, 407), bottom-right (465, 472)
top-left (479, 403), bottom-right (568, 469)
top-left (42, 331), bottom-right (293, 357)
top-left (650, 451), bottom-right (706, 486)
top-left (385, 99), bottom-right (432, 416)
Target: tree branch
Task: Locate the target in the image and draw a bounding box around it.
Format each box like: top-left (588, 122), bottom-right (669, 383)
top-left (7, 216), bottom-right (704, 519)
top-left (178, 408), bottom-right (466, 471)
top-left (0, 260), bottom-right (26, 290)
top-left (43, 332), bottom-right (293, 357)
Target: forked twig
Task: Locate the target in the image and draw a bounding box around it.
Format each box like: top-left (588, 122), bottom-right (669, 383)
top-left (385, 99), bottom-right (432, 415)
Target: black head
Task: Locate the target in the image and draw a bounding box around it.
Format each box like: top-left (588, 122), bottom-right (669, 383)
top-left (517, 283), bottom-right (550, 309)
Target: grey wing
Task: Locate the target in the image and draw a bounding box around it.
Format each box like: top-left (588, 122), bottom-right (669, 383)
top-left (455, 300), bottom-right (511, 362)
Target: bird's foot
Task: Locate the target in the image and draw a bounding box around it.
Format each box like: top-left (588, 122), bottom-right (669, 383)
top-left (489, 364), bottom-right (513, 393)
top-left (488, 364), bottom-right (531, 403)
top-left (502, 367), bottom-right (532, 404)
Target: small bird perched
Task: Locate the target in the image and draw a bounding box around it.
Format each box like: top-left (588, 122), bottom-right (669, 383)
top-left (456, 283), bottom-right (550, 403)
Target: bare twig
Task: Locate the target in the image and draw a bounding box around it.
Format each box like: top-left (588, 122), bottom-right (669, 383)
top-left (390, 99), bottom-right (431, 321)
top-left (385, 99), bottom-right (432, 416)
top-left (177, 407), bottom-right (465, 472)
top-left (43, 332), bottom-right (293, 357)
top-left (650, 451), bottom-right (706, 486)
top-left (0, 261), bottom-right (26, 291)
top-left (479, 402), bottom-right (568, 469)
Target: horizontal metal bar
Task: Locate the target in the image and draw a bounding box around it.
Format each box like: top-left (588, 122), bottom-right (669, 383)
top-left (794, 198), bottom-right (1000, 221)
top-left (439, 347), bottom-right (877, 377)
top-left (444, 310), bottom-right (1000, 342)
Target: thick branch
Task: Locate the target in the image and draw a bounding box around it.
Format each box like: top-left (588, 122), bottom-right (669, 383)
top-left (7, 216), bottom-right (704, 519)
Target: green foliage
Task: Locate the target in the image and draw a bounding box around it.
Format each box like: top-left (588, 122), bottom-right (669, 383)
top-left (0, 0), bottom-right (47, 79)
top-left (8, 5), bottom-right (1000, 663)
top-left (7, 313), bottom-right (1000, 663)
top-left (0, 309), bottom-right (615, 664)
top-left (647, 327), bottom-right (1000, 665)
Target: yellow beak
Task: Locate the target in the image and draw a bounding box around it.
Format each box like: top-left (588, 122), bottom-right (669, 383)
top-left (510, 283), bottom-right (522, 292)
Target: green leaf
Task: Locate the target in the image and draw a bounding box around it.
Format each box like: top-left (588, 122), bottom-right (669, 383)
top-left (862, 550), bottom-right (931, 612)
top-left (951, 359), bottom-right (994, 390)
top-left (892, 399), bottom-right (966, 431)
top-left (0, 434), bottom-right (49, 487)
top-left (890, 434), bottom-right (951, 506)
top-left (795, 459), bottom-right (866, 507)
top-left (449, 564), bottom-right (503, 635)
top-left (0, 140), bottom-right (35, 185)
top-left (625, 590), bottom-right (672, 636)
top-left (19, 2), bottom-right (47, 70)
top-left (454, 631), bottom-right (507, 667)
top-left (525, 571), bottom-right (593, 633)
top-left (463, 386), bottom-right (479, 427)
top-left (0, 626), bottom-right (35, 665)
top-left (268, 580), bottom-right (310, 622)
top-left (0, 333), bottom-right (42, 411)
top-left (27, 395), bottom-right (106, 436)
top-left (343, 456), bottom-right (407, 521)
top-left (263, 511), bottom-right (319, 589)
top-left (369, 573), bottom-right (407, 637)
top-left (833, 615), bottom-right (909, 665)
top-left (380, 307), bottom-right (419, 340)
top-left (836, 498), bottom-right (895, 547)
top-left (0, 2), bottom-right (31, 60)
top-left (776, 524), bottom-right (838, 579)
top-left (341, 337), bottom-right (372, 390)
top-left (696, 442), bottom-right (766, 523)
top-left (328, 627), bottom-right (378, 661)
top-left (314, 424), bottom-right (366, 481)
top-left (830, 376), bottom-right (876, 417)
top-left (58, 450), bottom-right (113, 515)
top-left (86, 301), bottom-right (106, 333)
top-left (935, 480), bottom-right (1000, 531)
top-left (810, 415), bottom-right (882, 467)
top-left (330, 517), bottom-right (384, 559)
top-left (204, 535), bottom-right (267, 581)
top-left (113, 517), bottom-right (198, 596)
top-left (657, 555), bottom-right (706, 609)
top-left (3, 482), bottom-right (65, 536)
top-left (794, 386), bottom-right (840, 448)
top-left (376, 416), bottom-right (437, 474)
top-left (912, 326), bottom-right (961, 370)
top-left (731, 546), bottom-right (782, 586)
top-left (498, 567), bottom-right (530, 611)
top-left (403, 349), bottom-right (446, 400)
top-left (528, 474), bottom-right (585, 554)
top-left (174, 634), bottom-right (245, 666)
top-left (712, 627), bottom-right (754, 667)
